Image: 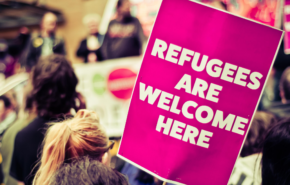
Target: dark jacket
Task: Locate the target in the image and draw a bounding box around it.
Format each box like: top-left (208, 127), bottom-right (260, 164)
top-left (100, 16), bottom-right (146, 60)
top-left (76, 34), bottom-right (104, 62)
top-left (26, 35), bottom-right (65, 69)
top-left (8, 33), bottom-right (31, 58)
top-left (265, 101), bottom-right (290, 120)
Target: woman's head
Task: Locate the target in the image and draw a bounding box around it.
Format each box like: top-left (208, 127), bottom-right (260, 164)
top-left (33, 110), bottom-right (110, 185)
top-left (49, 156), bottom-right (128, 185)
top-left (261, 118), bottom-right (290, 185)
top-left (31, 54), bottom-right (78, 117)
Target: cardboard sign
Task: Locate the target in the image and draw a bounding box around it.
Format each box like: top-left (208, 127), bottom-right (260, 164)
top-left (73, 57), bottom-right (141, 137)
top-left (118, 0), bottom-right (283, 184)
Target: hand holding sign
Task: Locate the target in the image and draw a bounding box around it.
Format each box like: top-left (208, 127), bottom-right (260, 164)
top-left (118, 0), bottom-right (283, 184)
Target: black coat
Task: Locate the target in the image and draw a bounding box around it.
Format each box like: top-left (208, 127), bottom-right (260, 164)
top-left (25, 35), bottom-right (65, 69)
top-left (76, 38), bottom-right (104, 62)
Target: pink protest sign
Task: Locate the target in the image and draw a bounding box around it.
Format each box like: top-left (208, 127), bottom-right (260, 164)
top-left (118, 0), bottom-right (283, 184)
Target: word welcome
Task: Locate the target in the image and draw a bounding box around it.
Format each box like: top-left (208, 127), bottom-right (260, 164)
top-left (139, 77), bottom-right (249, 148)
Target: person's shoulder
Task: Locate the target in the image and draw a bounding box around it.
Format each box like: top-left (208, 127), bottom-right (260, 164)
top-left (110, 19), bottom-right (118, 24)
top-left (54, 36), bottom-right (65, 45)
top-left (265, 101), bottom-right (290, 119)
top-left (131, 17), bottom-right (141, 24)
top-left (15, 117), bottom-right (44, 139)
top-left (108, 19), bottom-right (118, 27)
top-left (131, 17), bottom-right (140, 21)
top-left (80, 38), bottom-right (87, 44)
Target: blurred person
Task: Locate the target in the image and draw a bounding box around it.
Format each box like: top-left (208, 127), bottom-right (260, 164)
top-left (101, 0), bottom-right (146, 60)
top-left (0, 154), bottom-right (3, 184)
top-left (261, 34), bottom-right (290, 107)
top-left (8, 27), bottom-right (31, 59)
top-left (0, 95), bottom-right (17, 136)
top-left (76, 14), bottom-right (104, 63)
top-left (25, 12), bottom-right (65, 70)
top-left (261, 118), bottom-right (290, 185)
top-left (228, 111), bottom-right (276, 185)
top-left (0, 39), bottom-right (14, 78)
top-left (10, 54), bottom-right (78, 185)
top-left (5, 89), bottom-right (19, 113)
top-left (1, 85), bottom-right (36, 185)
top-left (32, 109), bottom-right (128, 185)
top-left (121, 162), bottom-right (155, 185)
top-left (8, 27), bottom-right (31, 72)
top-left (265, 67), bottom-right (290, 119)
top-left (121, 162), bottom-right (174, 185)
top-left (208, 0), bottom-right (227, 10)
top-left (1, 79), bottom-right (35, 185)
top-left (240, 111), bottom-right (276, 157)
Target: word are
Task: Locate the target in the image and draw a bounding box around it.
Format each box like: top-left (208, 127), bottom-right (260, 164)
top-left (151, 38), bottom-right (263, 90)
top-left (175, 74), bottom-right (222, 103)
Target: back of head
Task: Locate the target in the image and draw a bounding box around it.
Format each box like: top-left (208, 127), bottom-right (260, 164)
top-left (261, 118), bottom-right (290, 185)
top-left (117, 0), bottom-right (127, 8)
top-left (279, 67), bottom-right (290, 101)
top-left (241, 111), bottom-right (276, 157)
top-left (33, 110), bottom-right (110, 185)
top-left (117, 0), bottom-right (131, 17)
top-left (31, 54), bottom-right (78, 117)
top-left (49, 156), bottom-right (129, 185)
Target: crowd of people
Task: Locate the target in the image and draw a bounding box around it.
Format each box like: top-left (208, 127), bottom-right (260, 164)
top-left (0, 0), bottom-right (146, 80)
top-left (1, 0), bottom-right (290, 185)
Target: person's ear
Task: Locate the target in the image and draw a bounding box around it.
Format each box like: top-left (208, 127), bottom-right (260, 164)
top-left (102, 152), bottom-right (111, 167)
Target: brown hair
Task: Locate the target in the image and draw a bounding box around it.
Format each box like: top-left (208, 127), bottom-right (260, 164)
top-left (31, 54), bottom-right (78, 117)
top-left (49, 156), bottom-right (129, 185)
top-left (33, 110), bottom-right (109, 185)
top-left (241, 111), bottom-right (277, 157)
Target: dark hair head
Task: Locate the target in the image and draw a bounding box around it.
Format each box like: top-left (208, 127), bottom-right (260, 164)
top-left (31, 54), bottom-right (78, 117)
top-left (261, 118), bottom-right (290, 185)
top-left (117, 0), bottom-right (128, 8)
top-left (241, 111), bottom-right (276, 157)
top-left (0, 95), bottom-right (11, 109)
top-left (220, 2), bottom-right (227, 10)
top-left (49, 156), bottom-right (129, 185)
top-left (280, 67), bottom-right (290, 100)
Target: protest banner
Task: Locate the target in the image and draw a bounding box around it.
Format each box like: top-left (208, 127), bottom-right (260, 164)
top-left (117, 0), bottom-right (284, 184)
top-left (73, 57), bottom-right (141, 137)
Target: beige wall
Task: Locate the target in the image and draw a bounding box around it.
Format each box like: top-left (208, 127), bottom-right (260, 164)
top-left (0, 0), bottom-right (108, 63)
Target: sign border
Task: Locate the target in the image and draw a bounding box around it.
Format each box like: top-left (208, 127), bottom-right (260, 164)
top-left (117, 0), bottom-right (285, 184)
